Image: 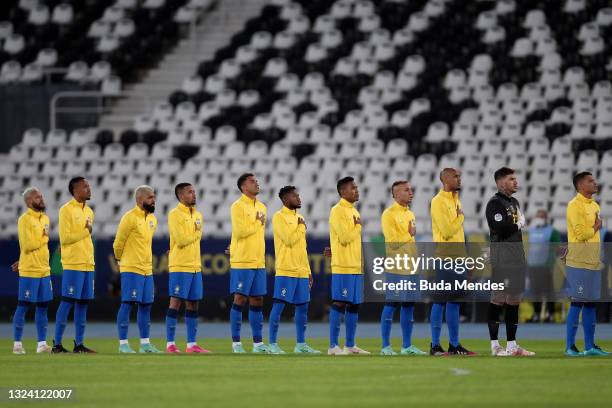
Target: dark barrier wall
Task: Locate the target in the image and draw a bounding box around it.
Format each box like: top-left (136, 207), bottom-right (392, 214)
top-left (1, 238), bottom-right (609, 322)
top-left (0, 83), bottom-right (98, 153)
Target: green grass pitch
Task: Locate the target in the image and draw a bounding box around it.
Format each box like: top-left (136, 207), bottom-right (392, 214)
top-left (1, 338), bottom-right (611, 408)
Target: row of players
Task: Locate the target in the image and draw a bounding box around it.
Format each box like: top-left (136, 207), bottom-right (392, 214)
top-left (10, 168), bottom-right (609, 356)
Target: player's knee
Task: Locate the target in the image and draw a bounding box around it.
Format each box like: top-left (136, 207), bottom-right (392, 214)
top-left (233, 294), bottom-right (247, 306)
top-left (249, 296), bottom-right (263, 306)
top-left (185, 301), bottom-right (198, 311)
top-left (331, 302), bottom-right (346, 312)
top-left (169, 297), bottom-right (182, 309)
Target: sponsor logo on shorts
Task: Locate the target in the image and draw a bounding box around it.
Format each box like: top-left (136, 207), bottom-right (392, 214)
top-left (131, 289), bottom-right (137, 298)
top-left (68, 286), bottom-right (75, 295)
top-left (342, 288), bottom-right (348, 297)
top-left (281, 288), bottom-right (287, 297)
top-left (24, 289), bottom-right (31, 299)
top-left (174, 285), bottom-right (180, 294)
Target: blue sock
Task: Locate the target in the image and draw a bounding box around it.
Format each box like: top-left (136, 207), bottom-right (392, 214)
top-left (268, 301), bottom-right (285, 344)
top-left (446, 302), bottom-right (460, 347)
top-left (230, 303), bottom-right (243, 342)
top-left (329, 304), bottom-right (344, 348)
top-left (166, 308), bottom-right (179, 342)
top-left (35, 302), bottom-right (49, 342)
top-left (249, 305), bottom-right (264, 343)
top-left (116, 302), bottom-right (132, 341)
top-left (430, 303), bottom-right (444, 346)
top-left (582, 304), bottom-right (596, 350)
top-left (185, 310), bottom-right (198, 344)
top-left (380, 304), bottom-right (396, 348)
top-left (74, 301), bottom-right (88, 346)
top-left (345, 305), bottom-right (359, 348)
top-left (137, 303), bottom-right (152, 339)
top-left (54, 300), bottom-right (73, 345)
top-left (295, 302), bottom-right (308, 344)
top-left (400, 303), bottom-right (414, 348)
top-left (13, 302), bottom-right (29, 341)
top-left (566, 302), bottom-right (582, 350)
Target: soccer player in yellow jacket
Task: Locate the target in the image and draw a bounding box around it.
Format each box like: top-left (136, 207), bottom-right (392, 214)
top-left (53, 177), bottom-right (96, 354)
top-left (379, 181), bottom-right (426, 356)
top-left (267, 186), bottom-right (320, 354)
top-left (12, 187), bottom-right (52, 354)
top-left (165, 182), bottom-right (209, 354)
top-left (229, 173), bottom-right (269, 353)
top-left (328, 176), bottom-right (369, 355)
top-left (429, 168), bottom-right (475, 356)
top-left (114, 185), bottom-right (159, 353)
top-left (564, 172), bottom-right (609, 356)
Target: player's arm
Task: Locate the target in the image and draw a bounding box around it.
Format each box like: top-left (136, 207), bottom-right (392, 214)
top-left (273, 213), bottom-right (304, 248)
top-left (331, 208), bottom-right (361, 245)
top-left (59, 206), bottom-right (90, 245)
top-left (17, 217), bottom-right (44, 253)
top-left (231, 203), bottom-right (260, 239)
top-left (485, 199), bottom-right (519, 239)
top-left (431, 199), bottom-right (464, 240)
top-left (168, 211), bottom-right (199, 248)
top-left (113, 215), bottom-right (132, 260)
top-left (567, 203), bottom-right (596, 241)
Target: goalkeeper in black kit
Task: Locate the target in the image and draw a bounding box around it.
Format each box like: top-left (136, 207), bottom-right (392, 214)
top-left (485, 167), bottom-right (535, 357)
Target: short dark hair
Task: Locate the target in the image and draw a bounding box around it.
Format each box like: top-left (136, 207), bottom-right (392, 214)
top-left (494, 167), bottom-right (515, 182)
top-left (174, 182), bottom-right (192, 200)
top-left (68, 176), bottom-right (85, 195)
top-left (337, 176), bottom-right (354, 195)
top-left (573, 171), bottom-right (592, 190)
top-left (390, 180), bottom-right (408, 195)
top-left (278, 185), bottom-right (296, 201)
top-left (237, 173), bottom-right (254, 192)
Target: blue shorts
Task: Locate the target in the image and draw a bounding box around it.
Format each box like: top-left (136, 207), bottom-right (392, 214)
top-left (229, 268), bottom-right (267, 296)
top-left (565, 266), bottom-right (601, 301)
top-left (120, 272), bottom-right (155, 303)
top-left (169, 272), bottom-right (203, 301)
top-left (384, 272), bottom-right (421, 302)
top-left (18, 276), bottom-right (53, 303)
top-left (273, 276), bottom-right (310, 304)
top-left (61, 270), bottom-right (95, 300)
top-left (331, 274), bottom-right (363, 304)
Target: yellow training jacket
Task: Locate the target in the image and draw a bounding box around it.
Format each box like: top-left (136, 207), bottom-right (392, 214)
top-left (113, 206), bottom-right (157, 275)
top-left (381, 201), bottom-right (418, 275)
top-left (566, 193), bottom-right (601, 270)
top-left (168, 202), bottom-right (203, 273)
top-left (59, 198), bottom-right (95, 271)
top-left (273, 206), bottom-right (310, 278)
top-left (329, 198), bottom-right (362, 274)
top-left (230, 194), bottom-right (267, 269)
top-left (431, 189), bottom-right (465, 243)
top-left (17, 208), bottom-right (51, 278)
